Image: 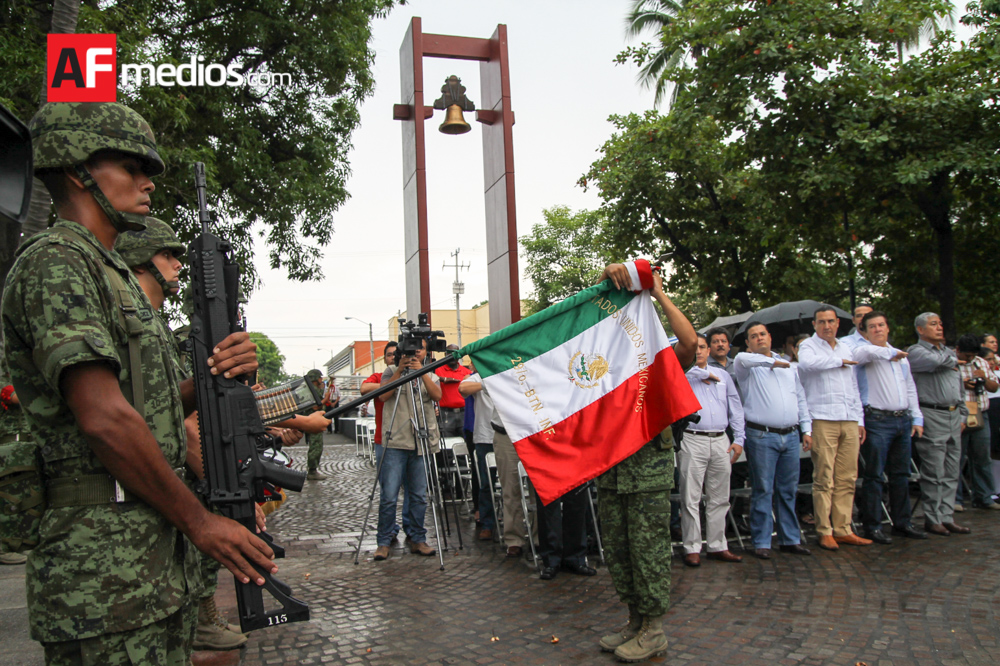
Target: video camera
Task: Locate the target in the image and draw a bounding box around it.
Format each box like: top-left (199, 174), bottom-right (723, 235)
top-left (396, 313), bottom-right (448, 357)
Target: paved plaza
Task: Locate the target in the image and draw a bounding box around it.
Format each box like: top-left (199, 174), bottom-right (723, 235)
top-left (4, 433), bottom-right (1000, 665)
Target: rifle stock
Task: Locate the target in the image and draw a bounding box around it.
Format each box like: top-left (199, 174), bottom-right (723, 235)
top-left (189, 162), bottom-right (309, 632)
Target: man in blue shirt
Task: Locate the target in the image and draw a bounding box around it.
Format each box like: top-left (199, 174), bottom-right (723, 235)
top-left (734, 321), bottom-right (813, 559)
top-left (679, 334), bottom-right (746, 567)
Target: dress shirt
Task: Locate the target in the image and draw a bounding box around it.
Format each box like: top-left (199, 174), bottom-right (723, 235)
top-left (707, 355), bottom-right (739, 386)
top-left (797, 334), bottom-right (865, 425)
top-left (460, 373), bottom-right (496, 444)
top-left (839, 330), bottom-right (869, 406)
top-left (685, 365), bottom-right (745, 446)
top-left (852, 342), bottom-right (923, 426)
top-left (734, 351), bottom-right (811, 433)
top-left (906, 339), bottom-right (964, 407)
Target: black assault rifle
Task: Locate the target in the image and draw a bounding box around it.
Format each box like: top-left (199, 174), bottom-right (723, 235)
top-left (188, 162), bottom-right (309, 632)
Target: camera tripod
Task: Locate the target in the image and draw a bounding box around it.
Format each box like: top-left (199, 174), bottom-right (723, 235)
top-left (352, 362), bottom-right (464, 569)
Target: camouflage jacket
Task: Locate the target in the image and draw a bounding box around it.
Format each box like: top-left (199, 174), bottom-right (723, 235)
top-left (1, 220), bottom-right (196, 642)
top-left (596, 429), bottom-right (675, 494)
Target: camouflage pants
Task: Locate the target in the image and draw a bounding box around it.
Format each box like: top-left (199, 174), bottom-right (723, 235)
top-left (198, 548), bottom-right (221, 599)
top-left (43, 603), bottom-right (195, 666)
top-left (306, 432), bottom-right (324, 471)
top-left (597, 488), bottom-right (672, 617)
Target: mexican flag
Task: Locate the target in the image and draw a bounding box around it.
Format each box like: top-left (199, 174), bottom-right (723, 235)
top-left (460, 260), bottom-right (701, 505)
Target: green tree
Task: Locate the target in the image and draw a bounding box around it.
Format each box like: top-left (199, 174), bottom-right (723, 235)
top-left (605, 0), bottom-right (1000, 341)
top-left (0, 0), bottom-right (399, 293)
top-left (519, 206), bottom-right (617, 315)
top-left (619, 0), bottom-right (690, 107)
top-left (249, 331), bottom-right (288, 386)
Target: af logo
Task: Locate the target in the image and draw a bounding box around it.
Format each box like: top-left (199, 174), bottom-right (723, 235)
top-left (47, 34), bottom-right (117, 102)
top-left (568, 351), bottom-right (610, 389)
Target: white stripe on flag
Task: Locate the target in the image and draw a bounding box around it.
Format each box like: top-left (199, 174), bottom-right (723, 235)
top-left (483, 293), bottom-right (669, 444)
top-left (625, 262), bottom-right (642, 291)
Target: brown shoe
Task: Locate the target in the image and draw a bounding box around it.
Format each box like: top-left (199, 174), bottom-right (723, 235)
top-left (373, 546), bottom-right (390, 561)
top-left (706, 549), bottom-right (743, 563)
top-left (943, 522), bottom-right (971, 534)
top-left (477, 529), bottom-right (493, 541)
top-left (924, 522), bottom-right (950, 536)
top-left (409, 541), bottom-right (436, 556)
top-left (817, 535), bottom-right (840, 551)
top-left (682, 553), bottom-right (701, 567)
top-left (833, 533), bottom-right (873, 546)
top-left (505, 546), bottom-right (523, 558)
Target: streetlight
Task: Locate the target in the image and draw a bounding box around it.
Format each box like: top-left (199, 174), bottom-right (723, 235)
top-left (345, 316), bottom-right (375, 376)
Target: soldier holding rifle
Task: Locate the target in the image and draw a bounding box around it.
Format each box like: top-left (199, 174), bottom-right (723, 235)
top-left (3, 102), bottom-right (270, 665)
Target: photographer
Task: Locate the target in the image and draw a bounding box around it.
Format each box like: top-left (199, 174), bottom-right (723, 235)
top-left (956, 334), bottom-right (999, 510)
top-left (374, 339), bottom-right (442, 560)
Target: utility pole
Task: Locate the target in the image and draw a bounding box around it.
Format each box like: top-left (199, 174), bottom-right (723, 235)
top-left (443, 248), bottom-right (470, 347)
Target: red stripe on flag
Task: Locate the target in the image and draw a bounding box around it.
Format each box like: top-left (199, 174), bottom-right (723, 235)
top-left (513, 345), bottom-right (702, 505)
top-left (634, 259), bottom-right (654, 291)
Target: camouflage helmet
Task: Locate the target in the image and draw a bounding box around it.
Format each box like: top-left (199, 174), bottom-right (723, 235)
top-left (115, 217), bottom-right (185, 268)
top-left (29, 102), bottom-right (164, 176)
top-left (305, 369), bottom-right (323, 383)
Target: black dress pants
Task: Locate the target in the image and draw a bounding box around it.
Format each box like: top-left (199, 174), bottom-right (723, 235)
top-left (537, 483), bottom-right (588, 568)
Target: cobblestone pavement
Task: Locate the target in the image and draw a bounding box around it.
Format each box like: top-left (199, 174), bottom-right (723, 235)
top-left (5, 433), bottom-right (1000, 666)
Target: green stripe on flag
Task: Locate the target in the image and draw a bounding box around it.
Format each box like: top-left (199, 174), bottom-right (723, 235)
top-left (459, 280), bottom-right (637, 379)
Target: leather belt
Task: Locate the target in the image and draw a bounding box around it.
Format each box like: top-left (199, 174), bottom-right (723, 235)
top-left (685, 429), bottom-right (725, 437)
top-left (746, 422), bottom-right (797, 435)
top-left (865, 406), bottom-right (908, 417)
top-left (919, 402), bottom-right (960, 411)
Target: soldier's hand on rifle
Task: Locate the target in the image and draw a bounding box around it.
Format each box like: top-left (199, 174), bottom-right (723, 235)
top-left (190, 512), bottom-right (277, 586)
top-left (207, 331), bottom-right (258, 379)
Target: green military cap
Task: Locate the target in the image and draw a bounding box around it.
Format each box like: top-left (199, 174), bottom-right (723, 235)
top-left (115, 217), bottom-right (185, 268)
top-left (29, 102), bottom-right (164, 176)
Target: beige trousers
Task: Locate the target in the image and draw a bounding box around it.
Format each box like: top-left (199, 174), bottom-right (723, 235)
top-left (811, 420), bottom-right (861, 536)
top-left (493, 431), bottom-right (529, 548)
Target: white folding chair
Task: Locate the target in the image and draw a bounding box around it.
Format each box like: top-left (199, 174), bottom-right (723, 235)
top-left (517, 461), bottom-right (541, 572)
top-left (449, 439), bottom-right (475, 512)
top-left (485, 452), bottom-right (503, 539)
top-left (584, 481), bottom-right (605, 565)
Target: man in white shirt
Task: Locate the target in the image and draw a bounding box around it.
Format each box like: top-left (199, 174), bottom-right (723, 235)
top-left (734, 321), bottom-right (814, 559)
top-left (679, 334), bottom-right (746, 567)
top-left (458, 366), bottom-right (497, 542)
top-left (797, 305), bottom-right (871, 551)
top-left (852, 311), bottom-right (927, 543)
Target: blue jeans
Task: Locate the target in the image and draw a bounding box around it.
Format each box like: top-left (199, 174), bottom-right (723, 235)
top-left (958, 413), bottom-right (995, 507)
top-left (376, 446), bottom-right (428, 547)
top-left (745, 429), bottom-right (802, 549)
top-left (474, 442), bottom-right (496, 531)
top-left (860, 411), bottom-right (914, 530)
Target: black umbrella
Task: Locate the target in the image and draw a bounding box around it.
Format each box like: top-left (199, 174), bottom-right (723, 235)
top-left (732, 300), bottom-right (852, 349)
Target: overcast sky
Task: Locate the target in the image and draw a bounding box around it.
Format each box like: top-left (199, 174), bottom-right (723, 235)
top-left (243, 0), bottom-right (656, 375)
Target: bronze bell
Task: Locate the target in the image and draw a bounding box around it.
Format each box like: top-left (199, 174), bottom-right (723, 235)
top-left (439, 104), bottom-right (471, 135)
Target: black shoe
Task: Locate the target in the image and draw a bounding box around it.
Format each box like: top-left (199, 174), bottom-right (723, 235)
top-left (539, 566), bottom-right (557, 580)
top-left (891, 524), bottom-right (928, 540)
top-left (561, 561), bottom-right (597, 576)
top-left (778, 544), bottom-right (812, 556)
top-left (863, 528), bottom-right (892, 545)
top-left (753, 548), bottom-right (771, 559)
top-left (670, 527), bottom-right (683, 542)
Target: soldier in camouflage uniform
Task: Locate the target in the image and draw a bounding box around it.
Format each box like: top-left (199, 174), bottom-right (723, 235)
top-left (593, 263), bottom-right (698, 663)
top-left (2, 102), bottom-right (272, 665)
top-left (305, 370), bottom-right (328, 480)
top-left (115, 219), bottom-right (249, 651)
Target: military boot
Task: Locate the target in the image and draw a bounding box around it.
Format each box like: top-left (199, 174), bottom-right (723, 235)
top-left (614, 614), bottom-right (667, 662)
top-left (599, 604), bottom-right (641, 652)
top-left (193, 596), bottom-right (248, 650)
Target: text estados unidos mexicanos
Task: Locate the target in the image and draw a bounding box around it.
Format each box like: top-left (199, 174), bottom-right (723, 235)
top-left (121, 56), bottom-right (292, 88)
top-left (588, 295), bottom-right (651, 413)
top-left (588, 295), bottom-right (645, 348)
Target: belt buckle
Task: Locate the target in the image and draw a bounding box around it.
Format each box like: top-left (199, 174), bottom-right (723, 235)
top-left (948, 405), bottom-right (956, 411)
